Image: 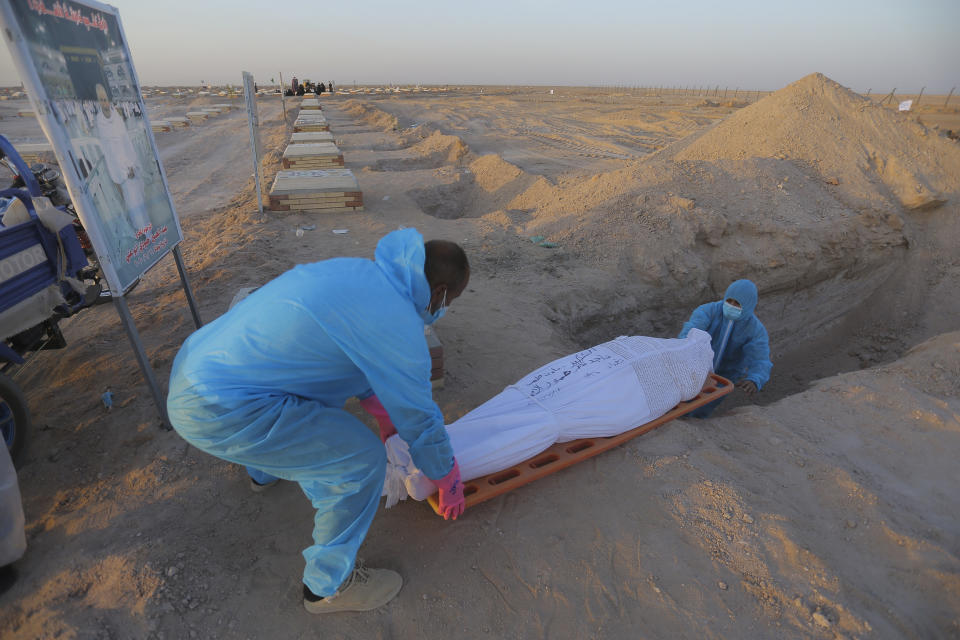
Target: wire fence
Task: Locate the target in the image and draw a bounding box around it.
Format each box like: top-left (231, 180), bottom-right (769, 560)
top-left (538, 83), bottom-right (958, 109)
top-left (270, 81), bottom-right (958, 109)
top-left (863, 86), bottom-right (957, 108)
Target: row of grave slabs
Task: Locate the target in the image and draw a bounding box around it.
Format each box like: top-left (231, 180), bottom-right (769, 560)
top-left (267, 95), bottom-right (364, 213)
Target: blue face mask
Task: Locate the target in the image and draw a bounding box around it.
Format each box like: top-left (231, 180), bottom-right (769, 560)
top-left (420, 290), bottom-right (447, 325)
top-left (722, 301), bottom-right (742, 321)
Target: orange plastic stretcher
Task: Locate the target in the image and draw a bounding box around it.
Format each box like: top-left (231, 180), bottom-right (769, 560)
top-left (428, 373), bottom-right (733, 515)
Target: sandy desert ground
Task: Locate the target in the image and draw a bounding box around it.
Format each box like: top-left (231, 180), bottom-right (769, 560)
top-left (0, 74), bottom-right (959, 639)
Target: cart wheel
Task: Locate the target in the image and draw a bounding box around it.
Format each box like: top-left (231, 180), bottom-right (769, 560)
top-left (0, 372), bottom-right (30, 465)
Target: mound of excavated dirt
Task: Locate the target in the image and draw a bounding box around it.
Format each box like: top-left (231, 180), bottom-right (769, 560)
top-left (479, 74), bottom-right (960, 358)
top-left (469, 153), bottom-right (525, 192)
top-left (399, 123), bottom-right (438, 144)
top-left (411, 130), bottom-right (468, 163)
top-left (340, 100), bottom-right (399, 131)
top-left (373, 130), bottom-right (469, 171)
top-left (406, 153), bottom-right (540, 218)
top-left (672, 73), bottom-right (960, 211)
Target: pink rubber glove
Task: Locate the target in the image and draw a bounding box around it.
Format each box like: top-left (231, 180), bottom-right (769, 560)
top-left (359, 395), bottom-right (397, 443)
top-left (430, 459), bottom-right (465, 521)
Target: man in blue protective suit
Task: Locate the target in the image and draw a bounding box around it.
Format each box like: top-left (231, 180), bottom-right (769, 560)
top-left (167, 228), bottom-right (469, 614)
top-left (678, 279), bottom-right (772, 418)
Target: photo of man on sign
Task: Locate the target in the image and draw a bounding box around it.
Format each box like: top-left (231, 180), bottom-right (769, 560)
top-left (93, 82), bottom-right (149, 234)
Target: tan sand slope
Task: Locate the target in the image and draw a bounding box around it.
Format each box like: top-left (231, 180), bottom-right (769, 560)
top-left (0, 79), bottom-right (957, 639)
top-left (671, 72), bottom-right (958, 211)
top-left (457, 74), bottom-right (960, 355)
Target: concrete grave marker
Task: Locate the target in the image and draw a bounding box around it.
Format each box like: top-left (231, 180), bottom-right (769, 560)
top-left (281, 142), bottom-right (344, 169)
top-left (290, 131), bottom-right (334, 144)
top-left (268, 168), bottom-right (363, 213)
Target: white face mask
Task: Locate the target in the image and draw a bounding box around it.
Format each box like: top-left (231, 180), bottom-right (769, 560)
top-left (722, 301), bottom-right (742, 321)
top-left (421, 290), bottom-right (447, 325)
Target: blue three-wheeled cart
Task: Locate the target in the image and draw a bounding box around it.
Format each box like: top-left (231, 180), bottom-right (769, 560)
top-left (0, 135), bottom-right (100, 464)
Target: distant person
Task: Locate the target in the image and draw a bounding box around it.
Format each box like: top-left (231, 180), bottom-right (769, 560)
top-left (0, 443), bottom-right (26, 597)
top-left (678, 279), bottom-right (772, 417)
top-left (318, 82), bottom-right (326, 95)
top-left (296, 84), bottom-right (305, 96)
top-left (94, 83), bottom-right (150, 235)
top-left (328, 81), bottom-right (334, 94)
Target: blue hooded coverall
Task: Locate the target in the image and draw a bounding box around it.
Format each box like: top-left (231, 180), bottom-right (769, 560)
top-left (166, 228), bottom-right (455, 596)
top-left (678, 279), bottom-right (772, 417)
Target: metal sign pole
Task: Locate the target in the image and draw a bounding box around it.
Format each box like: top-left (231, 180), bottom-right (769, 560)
top-left (172, 245), bottom-right (203, 329)
top-left (242, 71), bottom-right (263, 216)
top-left (112, 294), bottom-right (169, 427)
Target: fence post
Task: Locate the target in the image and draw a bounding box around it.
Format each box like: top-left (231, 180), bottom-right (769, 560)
top-left (915, 86), bottom-right (925, 107)
top-left (945, 87), bottom-right (956, 108)
top-left (279, 71), bottom-right (286, 124)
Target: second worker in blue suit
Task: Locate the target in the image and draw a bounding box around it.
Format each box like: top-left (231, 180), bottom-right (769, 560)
top-left (678, 279), bottom-right (773, 418)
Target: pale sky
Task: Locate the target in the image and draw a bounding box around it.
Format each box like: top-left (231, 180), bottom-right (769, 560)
top-left (1, 0), bottom-right (958, 92)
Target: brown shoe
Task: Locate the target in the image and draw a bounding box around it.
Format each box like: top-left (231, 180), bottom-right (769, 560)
top-left (303, 562), bottom-right (402, 613)
top-left (249, 477), bottom-right (278, 493)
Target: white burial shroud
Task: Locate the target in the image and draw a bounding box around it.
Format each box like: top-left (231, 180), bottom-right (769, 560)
top-left (382, 329), bottom-right (715, 507)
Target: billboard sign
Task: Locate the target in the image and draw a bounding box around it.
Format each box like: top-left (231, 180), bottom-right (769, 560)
top-left (0, 0), bottom-right (185, 293)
